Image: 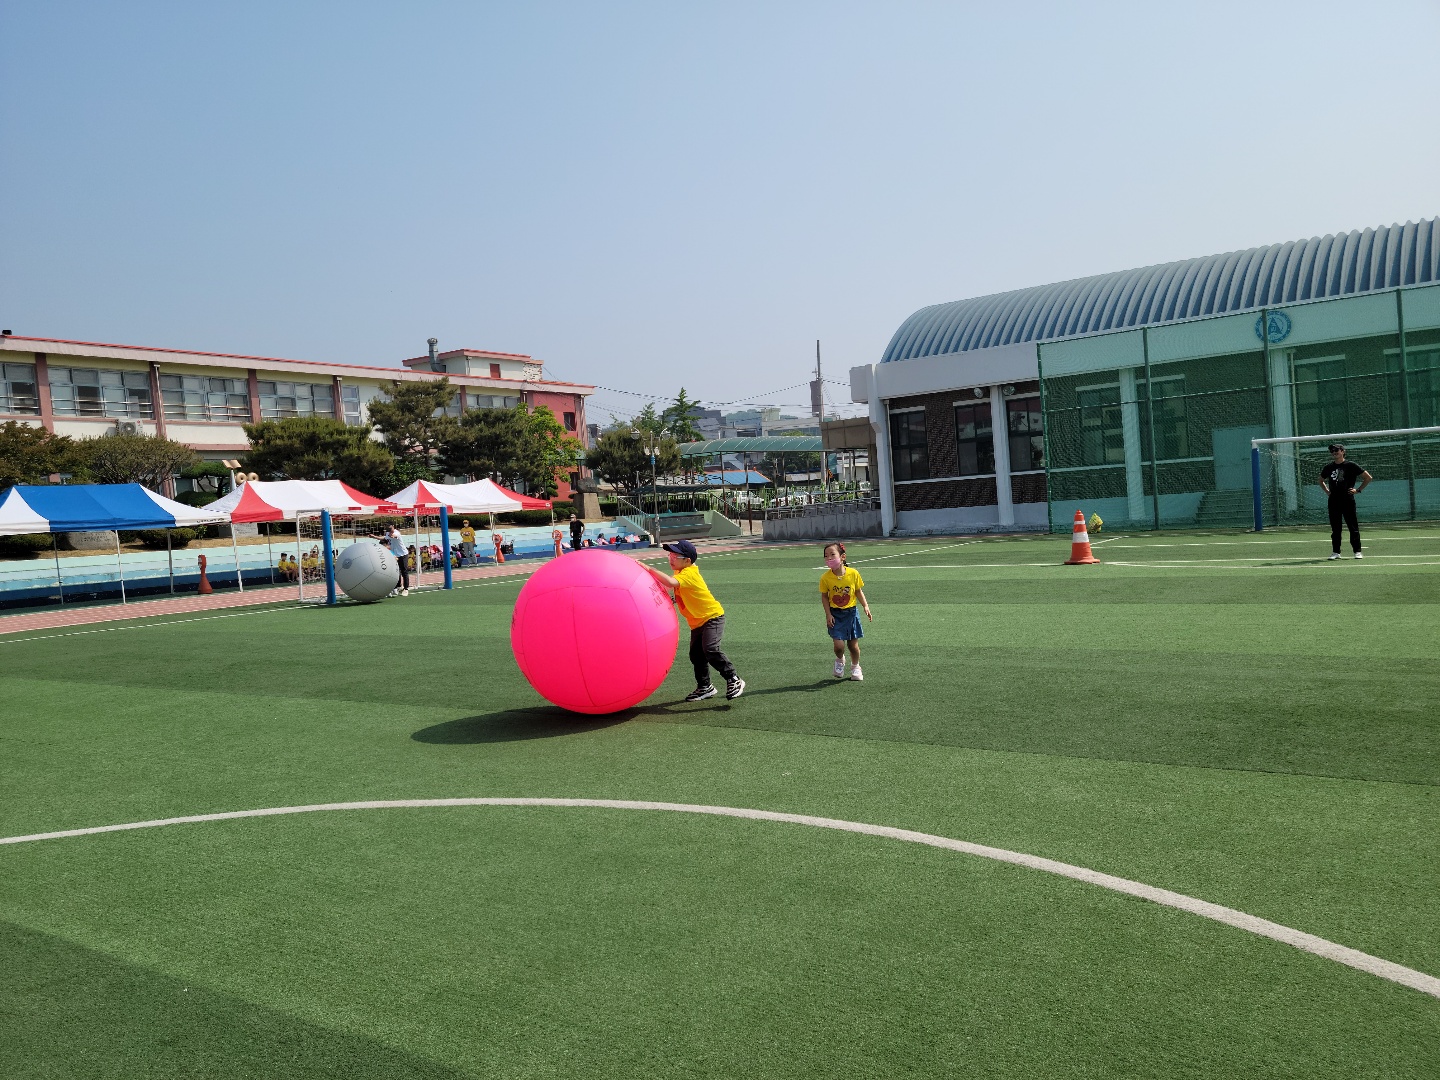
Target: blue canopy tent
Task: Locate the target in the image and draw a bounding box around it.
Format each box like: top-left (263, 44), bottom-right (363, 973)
top-left (0, 484), bottom-right (230, 604)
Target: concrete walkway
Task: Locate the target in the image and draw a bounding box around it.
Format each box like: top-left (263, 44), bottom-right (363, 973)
top-left (0, 537), bottom-right (777, 637)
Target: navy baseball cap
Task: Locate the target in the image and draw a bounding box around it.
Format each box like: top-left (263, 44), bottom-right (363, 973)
top-left (662, 539), bottom-right (699, 561)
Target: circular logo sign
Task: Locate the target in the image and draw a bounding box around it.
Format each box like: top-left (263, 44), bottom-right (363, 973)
top-left (1254, 311), bottom-right (1292, 344)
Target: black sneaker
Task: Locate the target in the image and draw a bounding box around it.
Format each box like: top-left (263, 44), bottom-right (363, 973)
top-left (725, 676), bottom-right (746, 700)
top-left (685, 684), bottom-right (717, 702)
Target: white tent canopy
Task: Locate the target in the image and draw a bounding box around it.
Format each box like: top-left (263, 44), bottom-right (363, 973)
top-left (203, 480), bottom-right (395, 523)
top-left (386, 479), bottom-right (524, 514)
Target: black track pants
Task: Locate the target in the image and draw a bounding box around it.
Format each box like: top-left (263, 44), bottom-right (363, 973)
top-left (690, 616), bottom-right (737, 687)
top-left (1328, 498), bottom-right (1361, 554)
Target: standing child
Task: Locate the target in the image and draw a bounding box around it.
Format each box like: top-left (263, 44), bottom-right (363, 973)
top-left (643, 539), bottom-right (745, 702)
top-left (819, 542), bottom-right (871, 681)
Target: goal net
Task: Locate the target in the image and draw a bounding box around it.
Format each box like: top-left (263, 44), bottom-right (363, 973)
top-left (1252, 426), bottom-right (1440, 530)
top-left (294, 509), bottom-right (452, 603)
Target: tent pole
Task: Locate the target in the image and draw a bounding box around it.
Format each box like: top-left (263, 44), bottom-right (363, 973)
top-left (115, 532), bottom-right (127, 605)
top-left (53, 534), bottom-right (65, 606)
top-left (440, 505), bottom-right (453, 589)
top-left (167, 529), bottom-right (175, 594)
top-left (265, 522), bottom-right (274, 585)
top-left (413, 506), bottom-right (422, 588)
top-left (321, 510), bottom-right (337, 606)
top-left (231, 529), bottom-right (244, 592)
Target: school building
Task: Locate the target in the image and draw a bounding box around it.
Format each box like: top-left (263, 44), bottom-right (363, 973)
top-left (0, 334), bottom-right (594, 498)
top-left (851, 216), bottom-right (1440, 534)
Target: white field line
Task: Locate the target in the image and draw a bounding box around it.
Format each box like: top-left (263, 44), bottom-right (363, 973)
top-left (810, 538), bottom-right (997, 570)
top-left (0, 604), bottom-right (300, 646)
top-left (1108, 535), bottom-right (1440, 549)
top-left (0, 576), bottom-right (535, 646)
top-left (1100, 558), bottom-right (1428, 567)
top-left (1105, 560), bottom-right (1440, 570)
top-left (846, 539), bottom-right (992, 565)
top-left (864, 563), bottom-right (1062, 569)
top-left (2, 798), bottom-right (1435, 1001)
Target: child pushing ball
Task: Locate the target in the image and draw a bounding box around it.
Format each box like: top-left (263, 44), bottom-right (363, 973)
top-left (819, 542), bottom-right (871, 681)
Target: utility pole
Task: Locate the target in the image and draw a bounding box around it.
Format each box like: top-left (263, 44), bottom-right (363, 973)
top-left (812, 340), bottom-right (830, 502)
top-left (810, 340), bottom-right (823, 420)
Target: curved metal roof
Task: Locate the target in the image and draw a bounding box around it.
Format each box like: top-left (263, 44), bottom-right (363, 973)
top-left (678, 436), bottom-right (822, 457)
top-left (881, 217), bottom-right (1440, 362)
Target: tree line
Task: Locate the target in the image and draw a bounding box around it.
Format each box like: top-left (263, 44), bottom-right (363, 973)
top-left (0, 377), bottom-right (584, 500)
top-left (583, 389), bottom-right (825, 493)
top-left (1, 380), bottom-right (823, 500)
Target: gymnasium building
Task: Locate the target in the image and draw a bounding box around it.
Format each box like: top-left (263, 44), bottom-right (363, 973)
top-left (851, 216), bottom-right (1440, 534)
top-left (0, 335), bottom-right (593, 499)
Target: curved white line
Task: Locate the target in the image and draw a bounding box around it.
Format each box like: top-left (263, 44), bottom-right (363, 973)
top-left (3, 797), bottom-right (1437, 1001)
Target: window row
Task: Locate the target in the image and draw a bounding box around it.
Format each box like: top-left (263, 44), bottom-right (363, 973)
top-left (0, 362), bottom-right (39, 414)
top-left (1076, 378), bottom-right (1188, 467)
top-left (890, 396), bottom-right (1045, 483)
top-left (160, 375), bottom-right (249, 422)
top-left (438, 391), bottom-right (524, 417)
top-left (257, 380), bottom-right (335, 421)
top-left (51, 366), bottom-right (154, 419)
top-left (1069, 350), bottom-right (1440, 469)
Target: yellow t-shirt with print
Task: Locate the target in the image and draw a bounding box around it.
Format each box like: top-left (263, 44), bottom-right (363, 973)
top-left (819, 566), bottom-right (864, 609)
top-left (674, 564), bottom-right (724, 629)
top-left (460, 527), bottom-right (476, 543)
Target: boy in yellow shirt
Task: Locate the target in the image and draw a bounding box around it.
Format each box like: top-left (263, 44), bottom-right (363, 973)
top-left (643, 539), bottom-right (744, 702)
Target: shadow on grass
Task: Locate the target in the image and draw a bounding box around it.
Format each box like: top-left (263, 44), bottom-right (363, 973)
top-left (413, 680), bottom-right (844, 744)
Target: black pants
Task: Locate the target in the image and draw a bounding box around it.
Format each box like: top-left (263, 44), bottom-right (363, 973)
top-left (396, 556), bottom-right (410, 590)
top-left (690, 616), bottom-right (736, 687)
top-left (1328, 498), bottom-right (1361, 554)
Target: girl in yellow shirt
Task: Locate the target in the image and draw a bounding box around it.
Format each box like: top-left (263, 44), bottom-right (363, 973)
top-left (819, 541), bottom-right (871, 681)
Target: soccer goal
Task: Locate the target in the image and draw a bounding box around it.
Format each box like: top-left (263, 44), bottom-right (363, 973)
top-left (1250, 426), bottom-right (1440, 530)
top-left (294, 508), bottom-right (454, 604)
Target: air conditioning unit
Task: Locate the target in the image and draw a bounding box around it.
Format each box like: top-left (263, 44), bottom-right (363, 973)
top-left (116, 421), bottom-right (142, 436)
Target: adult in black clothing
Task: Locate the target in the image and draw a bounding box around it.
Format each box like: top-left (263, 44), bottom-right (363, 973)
top-left (568, 514), bottom-right (585, 551)
top-left (1319, 443), bottom-right (1372, 560)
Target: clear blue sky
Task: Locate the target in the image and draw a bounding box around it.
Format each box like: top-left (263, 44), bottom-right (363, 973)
top-left (2, 2), bottom-right (1437, 425)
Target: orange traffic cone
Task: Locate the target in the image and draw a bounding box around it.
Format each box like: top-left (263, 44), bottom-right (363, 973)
top-left (1064, 509), bottom-right (1100, 565)
top-left (197, 553), bottom-right (214, 594)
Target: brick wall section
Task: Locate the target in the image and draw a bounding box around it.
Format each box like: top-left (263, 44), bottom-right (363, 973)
top-left (889, 382), bottom-right (1046, 511)
top-left (1011, 472), bottom-right (1046, 504)
top-left (895, 477), bottom-right (997, 511)
top-left (889, 389), bottom-right (974, 478)
top-left (527, 388), bottom-right (587, 501)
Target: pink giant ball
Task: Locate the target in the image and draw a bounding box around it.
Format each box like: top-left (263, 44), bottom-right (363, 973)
top-left (510, 548), bottom-right (679, 714)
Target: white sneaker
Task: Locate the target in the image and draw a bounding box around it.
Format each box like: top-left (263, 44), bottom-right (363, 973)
top-left (1354, 552), bottom-right (1364, 559)
top-left (833, 659), bottom-right (846, 679)
top-left (1328, 553), bottom-right (1341, 560)
top-left (850, 665), bottom-right (864, 682)
top-left (401, 588), bottom-right (409, 595)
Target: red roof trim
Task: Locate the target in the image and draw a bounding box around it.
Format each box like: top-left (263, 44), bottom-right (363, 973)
top-left (0, 336), bottom-right (593, 391)
top-left (403, 348), bottom-right (534, 363)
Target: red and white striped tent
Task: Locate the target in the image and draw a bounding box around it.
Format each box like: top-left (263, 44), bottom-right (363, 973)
top-left (204, 480), bottom-right (398, 522)
top-left (386, 478), bottom-right (525, 514)
top-left (494, 484), bottom-right (552, 511)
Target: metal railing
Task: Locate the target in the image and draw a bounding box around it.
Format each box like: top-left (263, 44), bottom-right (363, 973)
top-left (763, 495), bottom-right (881, 520)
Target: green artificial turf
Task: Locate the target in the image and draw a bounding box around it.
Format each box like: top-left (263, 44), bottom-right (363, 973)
top-left (1, 528), bottom-right (1437, 1077)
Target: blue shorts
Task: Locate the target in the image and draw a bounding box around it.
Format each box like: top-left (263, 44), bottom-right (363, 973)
top-left (828, 606), bottom-right (863, 641)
